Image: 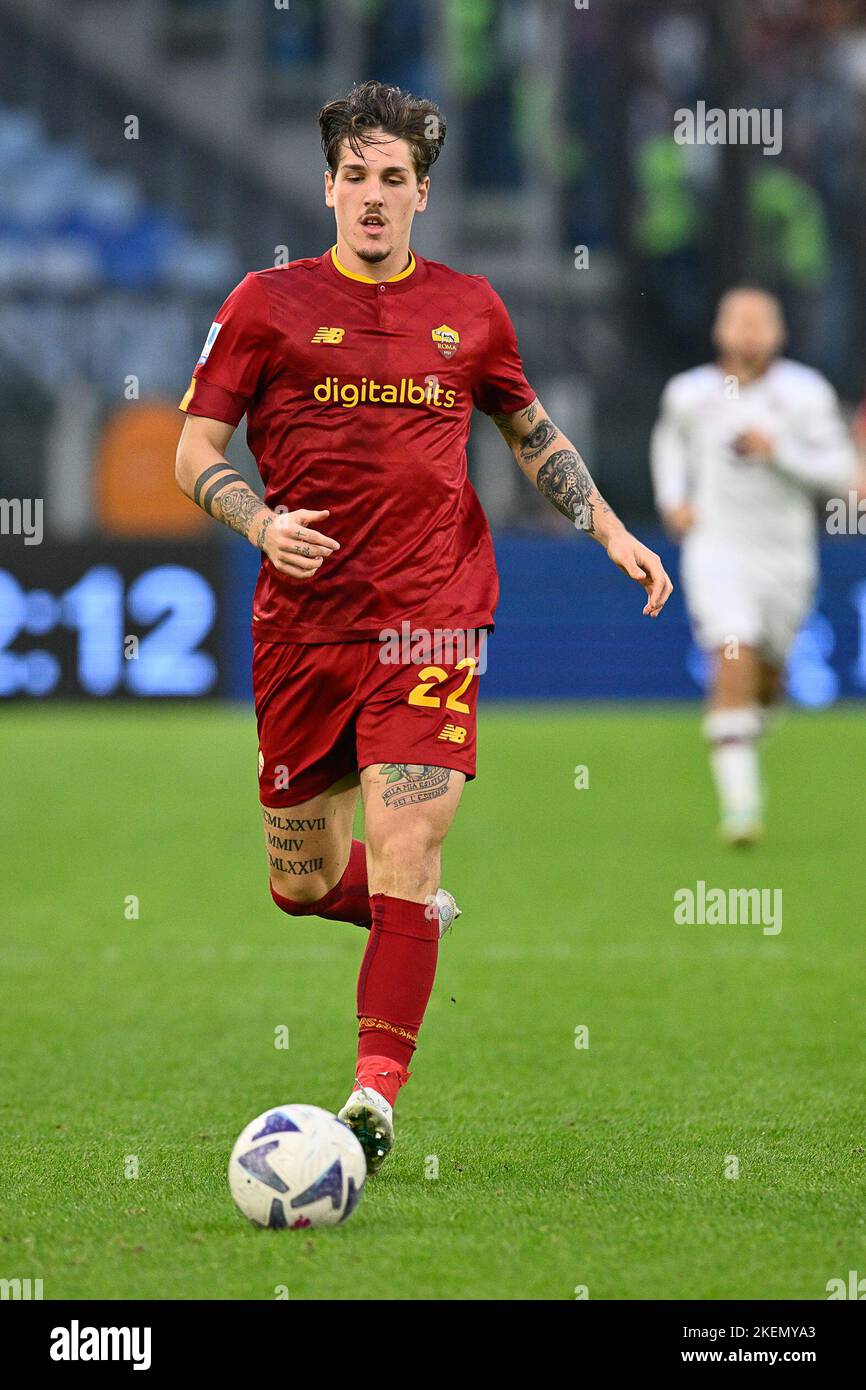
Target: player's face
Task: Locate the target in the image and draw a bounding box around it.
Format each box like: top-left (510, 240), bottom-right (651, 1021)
top-left (324, 133), bottom-right (429, 263)
top-left (713, 293), bottom-right (785, 365)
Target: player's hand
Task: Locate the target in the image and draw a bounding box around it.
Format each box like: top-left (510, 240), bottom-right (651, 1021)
top-left (606, 530), bottom-right (673, 617)
top-left (260, 508), bottom-right (340, 579)
top-left (732, 429), bottom-right (774, 460)
top-left (662, 503), bottom-right (696, 540)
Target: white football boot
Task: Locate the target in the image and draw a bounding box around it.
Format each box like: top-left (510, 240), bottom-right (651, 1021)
top-left (434, 887), bottom-right (461, 939)
top-left (720, 812), bottom-right (765, 847)
top-left (338, 1084), bottom-right (395, 1175)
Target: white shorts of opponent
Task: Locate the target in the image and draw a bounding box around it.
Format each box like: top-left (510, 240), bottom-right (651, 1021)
top-left (680, 538), bottom-right (816, 668)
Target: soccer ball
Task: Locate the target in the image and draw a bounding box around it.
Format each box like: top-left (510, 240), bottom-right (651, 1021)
top-left (228, 1104), bottom-right (366, 1229)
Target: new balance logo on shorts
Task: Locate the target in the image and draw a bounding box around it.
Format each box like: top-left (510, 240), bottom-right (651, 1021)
top-left (438, 723), bottom-right (467, 744)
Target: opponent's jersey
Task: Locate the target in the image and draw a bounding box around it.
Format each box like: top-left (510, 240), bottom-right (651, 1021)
top-left (650, 359), bottom-right (856, 562)
top-left (180, 247), bottom-right (535, 642)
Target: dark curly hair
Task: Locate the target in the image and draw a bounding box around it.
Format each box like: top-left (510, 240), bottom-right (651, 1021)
top-left (319, 79), bottom-right (446, 181)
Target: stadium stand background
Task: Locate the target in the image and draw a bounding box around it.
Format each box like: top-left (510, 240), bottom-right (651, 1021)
top-left (1, 0), bottom-right (865, 702)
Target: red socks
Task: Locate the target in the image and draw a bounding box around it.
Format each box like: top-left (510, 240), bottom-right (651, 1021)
top-left (353, 1055), bottom-right (409, 1109)
top-left (270, 839), bottom-right (371, 927)
top-left (271, 865), bottom-right (440, 1112)
top-left (355, 893), bottom-right (439, 1103)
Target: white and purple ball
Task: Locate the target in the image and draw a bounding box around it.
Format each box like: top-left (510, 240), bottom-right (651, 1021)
top-left (228, 1104), bottom-right (366, 1229)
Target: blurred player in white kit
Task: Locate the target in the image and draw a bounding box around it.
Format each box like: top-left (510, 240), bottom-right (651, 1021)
top-left (651, 288), bottom-right (857, 844)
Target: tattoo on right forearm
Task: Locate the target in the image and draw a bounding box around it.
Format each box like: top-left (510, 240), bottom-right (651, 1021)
top-left (193, 463), bottom-right (245, 510)
top-left (191, 462), bottom-right (265, 541)
top-left (256, 514), bottom-right (273, 550)
top-left (213, 486), bottom-right (267, 541)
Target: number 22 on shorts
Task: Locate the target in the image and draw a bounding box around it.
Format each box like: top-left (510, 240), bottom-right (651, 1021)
top-left (407, 658), bottom-right (477, 713)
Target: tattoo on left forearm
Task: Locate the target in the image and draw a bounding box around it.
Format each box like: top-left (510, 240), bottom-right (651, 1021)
top-left (517, 419), bottom-right (557, 463)
top-left (491, 399), bottom-right (614, 536)
top-left (491, 397), bottom-right (540, 449)
top-left (536, 449), bottom-right (610, 533)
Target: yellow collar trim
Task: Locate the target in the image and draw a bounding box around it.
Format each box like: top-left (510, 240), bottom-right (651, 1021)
top-left (330, 245), bottom-right (416, 284)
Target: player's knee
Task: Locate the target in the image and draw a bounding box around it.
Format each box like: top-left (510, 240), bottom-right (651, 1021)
top-left (367, 798), bottom-right (452, 855)
top-left (269, 870), bottom-right (332, 911)
top-left (365, 832), bottom-right (442, 898)
top-left (366, 823), bottom-right (444, 866)
top-left (712, 643), bottom-right (761, 704)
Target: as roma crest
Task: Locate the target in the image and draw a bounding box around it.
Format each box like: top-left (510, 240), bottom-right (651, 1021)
top-left (432, 324), bottom-right (460, 359)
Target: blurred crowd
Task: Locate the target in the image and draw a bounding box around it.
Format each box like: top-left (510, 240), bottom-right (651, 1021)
top-left (2, 0), bottom-right (866, 533)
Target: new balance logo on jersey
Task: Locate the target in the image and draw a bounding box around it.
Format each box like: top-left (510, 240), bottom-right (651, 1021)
top-left (311, 327), bottom-right (346, 344)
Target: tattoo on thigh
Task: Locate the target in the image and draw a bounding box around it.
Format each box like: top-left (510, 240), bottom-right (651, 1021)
top-left (378, 763), bottom-right (451, 810)
top-left (267, 831), bottom-right (307, 852)
top-left (261, 809), bottom-right (328, 877)
top-left (267, 853), bottom-right (324, 875)
top-left (262, 811), bottom-right (326, 832)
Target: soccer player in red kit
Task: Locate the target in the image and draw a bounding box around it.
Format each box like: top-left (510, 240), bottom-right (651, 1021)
top-left (176, 81), bottom-right (672, 1177)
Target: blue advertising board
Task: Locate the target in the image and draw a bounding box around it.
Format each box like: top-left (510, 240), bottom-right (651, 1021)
top-left (1, 530), bottom-right (863, 704)
top-left (223, 529), bottom-right (866, 706)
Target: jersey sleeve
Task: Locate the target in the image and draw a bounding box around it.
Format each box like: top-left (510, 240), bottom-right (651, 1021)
top-left (650, 379), bottom-right (691, 513)
top-left (471, 285), bottom-right (536, 417)
top-left (179, 272), bottom-right (274, 426)
top-left (772, 374), bottom-right (857, 496)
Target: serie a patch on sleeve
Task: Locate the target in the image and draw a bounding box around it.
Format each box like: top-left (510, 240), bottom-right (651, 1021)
top-left (197, 320), bottom-right (222, 366)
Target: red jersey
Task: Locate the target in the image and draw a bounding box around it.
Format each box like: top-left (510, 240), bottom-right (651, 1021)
top-left (180, 246), bottom-right (535, 642)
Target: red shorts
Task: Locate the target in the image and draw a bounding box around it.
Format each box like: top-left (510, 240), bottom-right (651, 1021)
top-left (253, 631), bottom-right (485, 806)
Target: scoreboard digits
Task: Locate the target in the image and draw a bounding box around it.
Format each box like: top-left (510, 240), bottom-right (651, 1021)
top-left (0, 547), bottom-right (220, 698)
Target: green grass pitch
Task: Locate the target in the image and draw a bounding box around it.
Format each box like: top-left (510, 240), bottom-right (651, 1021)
top-left (1, 702), bottom-right (864, 1301)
